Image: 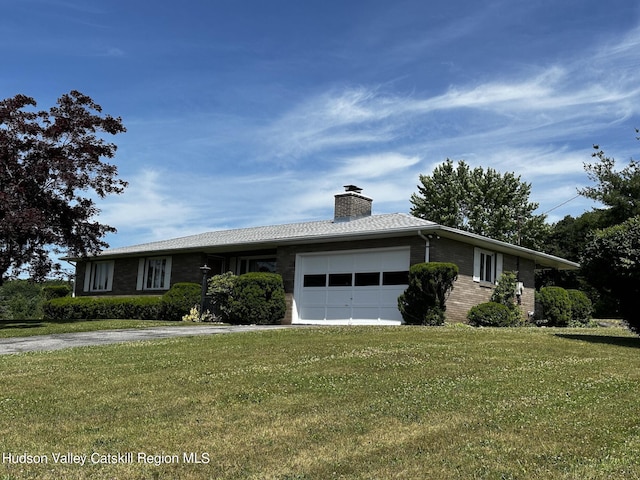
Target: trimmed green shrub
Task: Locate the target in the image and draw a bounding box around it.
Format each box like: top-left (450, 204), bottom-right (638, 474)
top-left (227, 272), bottom-right (286, 325)
top-left (467, 302), bottom-right (514, 327)
top-left (398, 262), bottom-right (458, 325)
top-left (536, 286), bottom-right (571, 327)
top-left (161, 282), bottom-right (202, 321)
top-left (42, 296), bottom-right (163, 321)
top-left (207, 272), bottom-right (238, 322)
top-left (42, 285), bottom-right (72, 300)
top-left (567, 289), bottom-right (593, 326)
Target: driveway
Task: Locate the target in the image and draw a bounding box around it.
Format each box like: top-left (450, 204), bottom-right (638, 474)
top-left (0, 324), bottom-right (296, 355)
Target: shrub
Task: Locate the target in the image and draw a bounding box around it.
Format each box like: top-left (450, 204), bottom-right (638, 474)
top-left (567, 289), bottom-right (593, 326)
top-left (161, 282), bottom-right (202, 321)
top-left (0, 280), bottom-right (45, 320)
top-left (42, 285), bottom-right (72, 300)
top-left (207, 272), bottom-right (238, 322)
top-left (42, 296), bottom-right (163, 321)
top-left (467, 302), bottom-right (514, 327)
top-left (181, 306), bottom-right (217, 323)
top-left (226, 272), bottom-right (286, 325)
top-left (490, 271), bottom-right (523, 325)
top-left (536, 286), bottom-right (571, 327)
top-left (398, 262), bottom-right (458, 325)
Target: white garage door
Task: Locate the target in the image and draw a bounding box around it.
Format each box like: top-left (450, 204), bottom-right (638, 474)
top-left (294, 247), bottom-right (410, 325)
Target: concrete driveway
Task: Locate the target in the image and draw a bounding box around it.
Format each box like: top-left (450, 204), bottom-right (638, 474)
top-left (0, 324), bottom-right (295, 355)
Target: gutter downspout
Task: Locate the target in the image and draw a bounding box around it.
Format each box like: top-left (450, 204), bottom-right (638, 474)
top-left (418, 230), bottom-right (430, 263)
top-left (64, 260), bottom-right (77, 297)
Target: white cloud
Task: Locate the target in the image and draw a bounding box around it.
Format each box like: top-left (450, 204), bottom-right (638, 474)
top-left (335, 152), bottom-right (421, 180)
top-left (97, 169), bottom-right (211, 245)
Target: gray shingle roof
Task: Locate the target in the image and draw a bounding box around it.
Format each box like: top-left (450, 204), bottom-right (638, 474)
top-left (86, 212), bottom-right (578, 270)
top-left (98, 213), bottom-right (438, 257)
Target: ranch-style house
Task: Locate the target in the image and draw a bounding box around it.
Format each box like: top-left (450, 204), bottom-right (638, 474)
top-left (69, 186), bottom-right (578, 324)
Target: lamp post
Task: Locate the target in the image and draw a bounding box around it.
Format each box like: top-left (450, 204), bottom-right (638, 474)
top-left (199, 264), bottom-right (212, 321)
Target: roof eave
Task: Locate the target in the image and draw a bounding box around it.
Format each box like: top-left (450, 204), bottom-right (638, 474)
top-left (433, 226), bottom-right (580, 270)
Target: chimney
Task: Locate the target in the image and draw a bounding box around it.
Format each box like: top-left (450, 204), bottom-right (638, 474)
top-left (334, 185), bottom-right (372, 222)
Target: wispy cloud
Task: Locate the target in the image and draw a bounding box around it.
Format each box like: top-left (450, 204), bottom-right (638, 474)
top-left (95, 9), bottom-right (640, 245)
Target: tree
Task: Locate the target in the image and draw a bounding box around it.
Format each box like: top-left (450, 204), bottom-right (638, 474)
top-left (536, 211), bottom-right (603, 290)
top-left (581, 216), bottom-right (640, 331)
top-left (410, 159), bottom-right (548, 249)
top-left (0, 91), bottom-right (126, 283)
top-left (580, 141), bottom-right (640, 227)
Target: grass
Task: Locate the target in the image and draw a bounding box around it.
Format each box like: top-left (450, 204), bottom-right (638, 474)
top-left (1, 326), bottom-right (640, 479)
top-left (0, 319), bottom-right (196, 338)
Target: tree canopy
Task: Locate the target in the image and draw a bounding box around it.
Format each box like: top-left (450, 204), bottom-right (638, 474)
top-left (574, 134), bottom-right (640, 325)
top-left (410, 159), bottom-right (547, 249)
top-left (580, 216), bottom-right (640, 331)
top-left (579, 141), bottom-right (640, 227)
top-left (0, 91), bottom-right (127, 283)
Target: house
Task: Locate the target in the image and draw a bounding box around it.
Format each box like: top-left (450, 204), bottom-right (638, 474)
top-left (70, 186), bottom-right (578, 324)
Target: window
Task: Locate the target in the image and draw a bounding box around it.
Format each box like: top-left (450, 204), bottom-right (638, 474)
top-left (83, 261), bottom-right (114, 292)
top-left (304, 274), bottom-right (327, 287)
top-left (355, 272), bottom-right (380, 286)
top-left (382, 271), bottom-right (409, 285)
top-left (137, 257), bottom-right (172, 291)
top-left (473, 248), bottom-right (502, 284)
top-left (146, 258), bottom-right (167, 289)
top-left (480, 251), bottom-right (494, 283)
top-left (237, 257), bottom-right (277, 274)
top-left (328, 273), bottom-right (352, 287)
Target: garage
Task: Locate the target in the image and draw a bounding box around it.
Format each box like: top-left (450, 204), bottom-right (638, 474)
top-left (293, 247), bottom-right (410, 325)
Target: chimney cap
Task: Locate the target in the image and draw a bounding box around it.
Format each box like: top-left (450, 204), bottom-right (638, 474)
top-left (343, 184), bottom-right (363, 194)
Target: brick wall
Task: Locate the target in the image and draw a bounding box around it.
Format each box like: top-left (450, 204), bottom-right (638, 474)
top-left (430, 237), bottom-right (536, 323)
top-left (76, 252), bottom-right (207, 297)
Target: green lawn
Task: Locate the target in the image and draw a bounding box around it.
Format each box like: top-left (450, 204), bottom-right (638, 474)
top-left (1, 326), bottom-right (639, 479)
top-left (0, 319), bottom-right (194, 338)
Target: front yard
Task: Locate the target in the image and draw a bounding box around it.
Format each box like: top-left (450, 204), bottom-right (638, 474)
top-left (1, 325), bottom-right (639, 479)
top-left (0, 319), bottom-right (193, 338)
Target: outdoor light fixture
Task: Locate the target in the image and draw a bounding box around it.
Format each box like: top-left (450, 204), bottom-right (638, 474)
top-left (199, 264), bottom-right (212, 321)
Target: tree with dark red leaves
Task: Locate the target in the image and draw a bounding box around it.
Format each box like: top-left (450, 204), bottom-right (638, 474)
top-left (0, 91), bottom-right (127, 283)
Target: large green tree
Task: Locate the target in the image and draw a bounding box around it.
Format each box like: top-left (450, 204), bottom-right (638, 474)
top-left (0, 91), bottom-right (127, 283)
top-left (410, 159), bottom-right (547, 249)
top-left (581, 216), bottom-right (640, 331)
top-left (580, 142), bottom-right (640, 227)
top-left (576, 135), bottom-right (640, 324)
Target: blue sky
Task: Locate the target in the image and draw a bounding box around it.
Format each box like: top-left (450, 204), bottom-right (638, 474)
top-left (3, 0), bottom-right (640, 249)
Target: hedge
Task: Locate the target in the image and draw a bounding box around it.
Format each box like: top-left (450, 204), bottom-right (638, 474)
top-left (43, 296), bottom-right (164, 322)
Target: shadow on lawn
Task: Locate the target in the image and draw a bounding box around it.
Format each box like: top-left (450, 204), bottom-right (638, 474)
top-left (556, 333), bottom-right (640, 349)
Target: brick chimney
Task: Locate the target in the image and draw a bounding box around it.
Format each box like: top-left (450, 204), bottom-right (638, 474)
top-left (334, 185), bottom-right (372, 222)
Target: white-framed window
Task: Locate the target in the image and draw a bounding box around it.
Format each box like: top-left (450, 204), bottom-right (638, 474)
top-left (473, 247), bottom-right (503, 284)
top-left (83, 261), bottom-right (114, 292)
top-left (136, 256), bottom-right (172, 291)
top-left (235, 256), bottom-right (277, 274)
